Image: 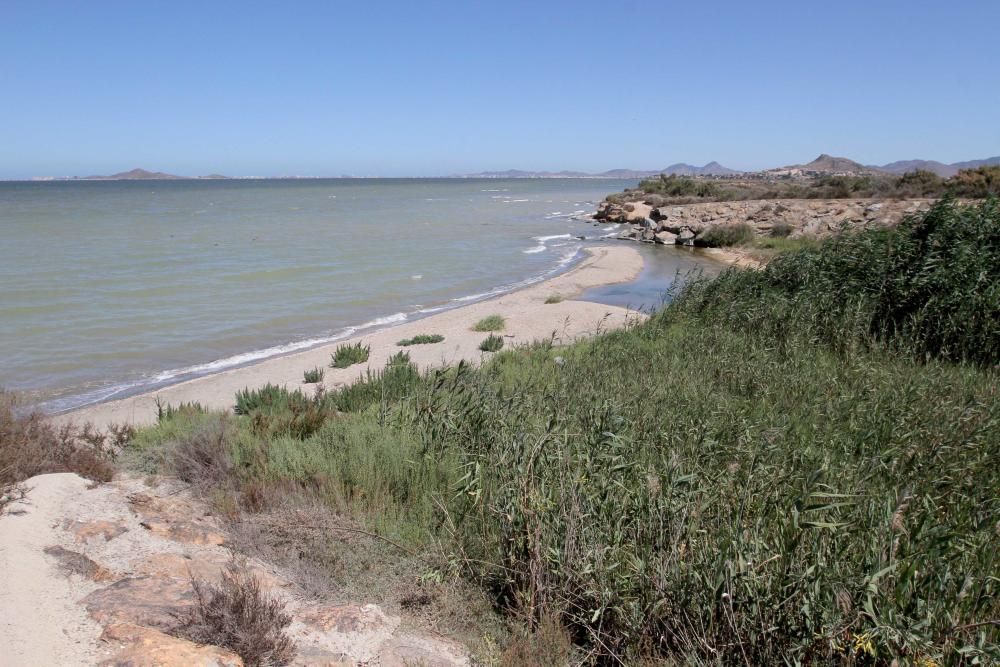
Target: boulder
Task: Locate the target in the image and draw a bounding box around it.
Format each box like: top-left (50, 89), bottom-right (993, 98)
top-left (654, 231), bottom-right (678, 245)
top-left (99, 623), bottom-right (243, 667)
top-left (678, 228), bottom-right (696, 246)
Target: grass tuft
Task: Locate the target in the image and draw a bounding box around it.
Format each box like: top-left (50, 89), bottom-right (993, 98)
top-left (478, 334), bottom-right (505, 352)
top-left (471, 315), bottom-right (505, 332)
top-left (544, 295), bottom-right (563, 304)
top-left (397, 334), bottom-right (445, 346)
top-left (330, 342), bottom-right (370, 369)
top-left (303, 367), bottom-right (324, 384)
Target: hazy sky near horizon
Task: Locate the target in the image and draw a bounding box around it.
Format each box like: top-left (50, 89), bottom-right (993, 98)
top-left (2, 1), bottom-right (999, 178)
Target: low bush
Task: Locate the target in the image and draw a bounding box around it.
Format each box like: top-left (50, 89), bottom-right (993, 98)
top-left (478, 334), bottom-right (504, 352)
top-left (471, 315), bottom-right (505, 332)
top-left (330, 342), bottom-right (370, 369)
top-left (696, 222), bottom-right (756, 247)
top-left (543, 295), bottom-right (563, 304)
top-left (769, 221), bottom-right (794, 237)
top-left (179, 560), bottom-right (296, 667)
top-left (1, 392), bottom-right (115, 510)
top-left (302, 367), bottom-right (324, 384)
top-left (397, 334), bottom-right (445, 346)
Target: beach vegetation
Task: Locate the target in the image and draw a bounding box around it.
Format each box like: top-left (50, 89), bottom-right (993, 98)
top-left (302, 367), bottom-right (324, 383)
top-left (1, 392), bottom-right (116, 512)
top-left (122, 199), bottom-right (1000, 663)
top-left (471, 315), bottom-right (505, 332)
top-left (696, 222), bottom-right (756, 247)
top-left (617, 167), bottom-right (1000, 206)
top-left (478, 334), bottom-right (505, 352)
top-left (330, 342), bottom-right (370, 369)
top-left (396, 334), bottom-right (445, 346)
top-left (543, 295), bottom-right (563, 304)
top-left (178, 559), bottom-right (296, 666)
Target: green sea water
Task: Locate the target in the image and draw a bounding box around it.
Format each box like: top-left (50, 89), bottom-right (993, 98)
top-left (0, 178), bottom-right (718, 412)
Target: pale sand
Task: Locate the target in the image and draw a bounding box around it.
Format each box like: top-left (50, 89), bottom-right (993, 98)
top-left (54, 245), bottom-right (644, 431)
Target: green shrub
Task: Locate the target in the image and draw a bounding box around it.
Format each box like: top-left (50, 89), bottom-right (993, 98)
top-left (478, 334), bottom-right (504, 352)
top-left (543, 295), bottom-right (563, 304)
top-left (396, 334), bottom-right (445, 346)
top-left (769, 221), bottom-right (794, 237)
top-left (696, 222), bottom-right (756, 247)
top-left (330, 342), bottom-right (370, 368)
top-left (948, 165), bottom-right (1000, 198)
top-left (471, 315), bottom-right (505, 332)
top-left (324, 351), bottom-right (422, 413)
top-left (303, 367), bottom-right (324, 383)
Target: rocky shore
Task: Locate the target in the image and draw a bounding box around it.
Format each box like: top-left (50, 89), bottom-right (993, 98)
top-left (594, 198), bottom-right (934, 245)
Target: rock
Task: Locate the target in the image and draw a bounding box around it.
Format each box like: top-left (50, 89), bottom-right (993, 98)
top-left (299, 603), bottom-right (394, 636)
top-left (654, 231), bottom-right (678, 245)
top-left (99, 623), bottom-right (243, 667)
top-left (678, 228), bottom-right (696, 246)
top-left (865, 203), bottom-right (884, 214)
top-left (84, 576), bottom-right (197, 630)
top-left (65, 519), bottom-right (129, 544)
top-left (44, 545), bottom-right (116, 582)
top-left (624, 202), bottom-right (653, 222)
top-left (139, 520), bottom-right (226, 546)
top-left (641, 229), bottom-right (656, 243)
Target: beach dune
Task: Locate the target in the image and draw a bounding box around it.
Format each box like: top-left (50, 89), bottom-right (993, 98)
top-left (54, 245), bottom-right (645, 431)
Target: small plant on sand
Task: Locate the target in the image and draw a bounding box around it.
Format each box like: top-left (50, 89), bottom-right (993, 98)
top-left (330, 342), bottom-right (370, 369)
top-left (179, 560), bottom-right (296, 667)
top-left (478, 334), bottom-right (505, 352)
top-left (396, 334), bottom-right (445, 346)
top-left (544, 295), bottom-right (563, 304)
top-left (303, 367), bottom-right (324, 383)
top-left (472, 315), bottom-right (505, 332)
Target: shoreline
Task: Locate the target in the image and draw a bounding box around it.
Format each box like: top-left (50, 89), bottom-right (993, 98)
top-left (53, 245), bottom-right (646, 431)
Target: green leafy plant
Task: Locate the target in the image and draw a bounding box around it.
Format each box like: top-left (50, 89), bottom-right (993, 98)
top-left (544, 295), bottom-right (563, 304)
top-left (303, 367), bottom-right (324, 383)
top-left (330, 342), bottom-right (370, 368)
top-left (471, 315), bottom-right (505, 332)
top-left (478, 334), bottom-right (504, 352)
top-left (397, 334), bottom-right (445, 346)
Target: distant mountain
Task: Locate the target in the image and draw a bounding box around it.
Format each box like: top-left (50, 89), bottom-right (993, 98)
top-left (459, 162), bottom-right (740, 179)
top-left (879, 160), bottom-right (957, 177)
top-left (949, 156), bottom-right (1000, 170)
top-left (662, 161), bottom-right (741, 176)
top-left (792, 154), bottom-right (882, 174)
top-left (876, 157), bottom-right (1000, 178)
top-left (80, 168), bottom-right (185, 180)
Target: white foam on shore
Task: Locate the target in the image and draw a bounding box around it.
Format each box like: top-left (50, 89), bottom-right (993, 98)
top-left (534, 234), bottom-right (572, 242)
top-left (44, 246), bottom-right (588, 415)
top-left (523, 245), bottom-right (546, 254)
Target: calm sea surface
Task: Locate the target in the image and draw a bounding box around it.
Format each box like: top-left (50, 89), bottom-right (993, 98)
top-left (0, 178), bottom-right (718, 412)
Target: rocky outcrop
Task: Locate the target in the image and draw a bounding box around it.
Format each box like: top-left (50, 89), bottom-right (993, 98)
top-left (594, 198), bottom-right (934, 246)
top-left (0, 474), bottom-right (469, 666)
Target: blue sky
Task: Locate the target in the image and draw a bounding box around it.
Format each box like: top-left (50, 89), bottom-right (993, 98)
top-left (2, 1), bottom-right (998, 178)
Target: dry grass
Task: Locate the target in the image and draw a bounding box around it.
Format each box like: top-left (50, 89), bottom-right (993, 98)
top-left (1, 391), bottom-right (116, 512)
top-left (178, 559), bottom-right (296, 667)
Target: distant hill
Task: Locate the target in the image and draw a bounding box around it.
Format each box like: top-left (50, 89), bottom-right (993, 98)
top-left (662, 161), bottom-right (741, 176)
top-left (879, 160), bottom-right (957, 178)
top-left (791, 154), bottom-right (882, 174)
top-left (459, 162), bottom-right (740, 179)
top-left (949, 156), bottom-right (1000, 170)
top-left (80, 168), bottom-right (186, 180)
top-left (876, 157), bottom-right (1000, 178)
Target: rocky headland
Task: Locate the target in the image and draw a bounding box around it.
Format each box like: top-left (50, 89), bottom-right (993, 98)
top-left (594, 197), bottom-right (935, 246)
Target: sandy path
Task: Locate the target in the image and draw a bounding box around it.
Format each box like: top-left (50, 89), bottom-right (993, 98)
top-left (53, 245), bottom-right (644, 432)
top-left (0, 474), bottom-right (106, 666)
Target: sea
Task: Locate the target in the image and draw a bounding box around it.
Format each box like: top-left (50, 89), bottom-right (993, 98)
top-left (0, 178), bottom-right (720, 413)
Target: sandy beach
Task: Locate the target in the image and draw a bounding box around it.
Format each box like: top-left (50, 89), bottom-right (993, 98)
top-left (54, 245), bottom-right (645, 431)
